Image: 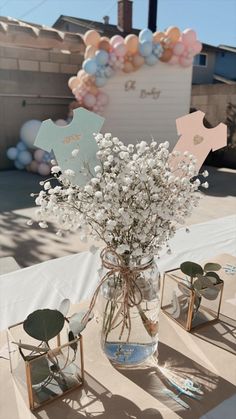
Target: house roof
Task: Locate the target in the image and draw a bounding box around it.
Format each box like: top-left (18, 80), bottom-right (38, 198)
top-left (218, 45), bottom-right (236, 53)
top-left (0, 16), bottom-right (84, 51)
top-left (52, 15), bottom-right (139, 36)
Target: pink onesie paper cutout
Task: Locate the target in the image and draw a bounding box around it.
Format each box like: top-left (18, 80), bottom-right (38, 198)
top-left (171, 111), bottom-right (227, 172)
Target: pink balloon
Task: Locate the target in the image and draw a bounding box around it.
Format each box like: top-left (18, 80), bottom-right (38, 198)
top-left (29, 160), bottom-right (39, 173)
top-left (193, 40), bottom-right (202, 54)
top-left (38, 163), bottom-right (51, 176)
top-left (34, 149), bottom-right (45, 163)
top-left (168, 55), bottom-right (179, 65)
top-left (114, 43), bottom-right (127, 57)
top-left (83, 93), bottom-right (96, 108)
top-left (96, 92), bottom-right (109, 106)
top-left (179, 56), bottom-right (193, 67)
top-left (182, 29), bottom-right (197, 46)
top-left (173, 42), bottom-right (185, 56)
top-left (110, 35), bottom-right (124, 47)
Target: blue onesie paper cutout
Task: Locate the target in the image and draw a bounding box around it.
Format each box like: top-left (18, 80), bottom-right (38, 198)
top-left (34, 107), bottom-right (104, 186)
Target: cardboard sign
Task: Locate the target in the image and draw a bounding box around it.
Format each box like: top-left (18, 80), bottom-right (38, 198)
top-left (172, 110), bottom-right (227, 172)
top-left (34, 108), bottom-right (104, 186)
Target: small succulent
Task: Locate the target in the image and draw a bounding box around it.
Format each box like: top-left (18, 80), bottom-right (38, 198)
top-left (179, 261), bottom-right (223, 314)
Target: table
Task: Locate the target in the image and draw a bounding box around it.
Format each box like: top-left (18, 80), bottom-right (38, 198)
top-left (0, 215), bottom-right (235, 331)
top-left (0, 218), bottom-right (236, 418)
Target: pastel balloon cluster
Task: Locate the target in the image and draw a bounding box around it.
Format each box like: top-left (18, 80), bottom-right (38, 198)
top-left (6, 119), bottom-right (66, 176)
top-left (68, 27), bottom-right (201, 113)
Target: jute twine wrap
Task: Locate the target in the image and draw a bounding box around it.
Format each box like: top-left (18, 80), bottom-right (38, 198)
top-left (83, 247), bottom-right (152, 341)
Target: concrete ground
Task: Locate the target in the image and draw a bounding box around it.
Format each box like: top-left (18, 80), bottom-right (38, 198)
top-left (0, 166), bottom-right (235, 268)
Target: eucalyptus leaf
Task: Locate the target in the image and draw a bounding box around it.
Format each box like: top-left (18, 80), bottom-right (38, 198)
top-left (23, 309), bottom-right (65, 343)
top-left (204, 263), bottom-right (221, 272)
top-left (205, 272), bottom-right (221, 284)
top-left (194, 275), bottom-right (214, 291)
top-left (198, 286), bottom-right (221, 300)
top-left (59, 298), bottom-right (70, 317)
top-left (30, 357), bottom-right (51, 385)
top-left (180, 262), bottom-right (203, 278)
top-left (69, 310), bottom-right (94, 336)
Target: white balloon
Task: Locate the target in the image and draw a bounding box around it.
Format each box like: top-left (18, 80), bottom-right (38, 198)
top-left (20, 120), bottom-right (41, 148)
top-left (55, 119), bottom-right (68, 126)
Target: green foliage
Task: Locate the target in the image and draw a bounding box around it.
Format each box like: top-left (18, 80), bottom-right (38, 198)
top-left (180, 261), bottom-right (203, 277)
top-left (204, 263), bottom-right (221, 272)
top-left (30, 357), bottom-right (50, 385)
top-left (23, 309), bottom-right (65, 343)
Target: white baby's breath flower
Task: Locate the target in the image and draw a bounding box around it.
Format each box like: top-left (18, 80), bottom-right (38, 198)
top-left (202, 170), bottom-right (209, 178)
top-left (32, 133), bottom-right (202, 259)
top-left (39, 221), bottom-right (48, 229)
top-left (44, 181), bottom-right (51, 190)
top-left (202, 181), bottom-right (209, 189)
top-left (51, 165), bottom-right (61, 174)
top-left (71, 148), bottom-right (79, 158)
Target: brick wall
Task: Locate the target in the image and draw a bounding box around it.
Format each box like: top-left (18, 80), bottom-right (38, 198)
top-left (0, 44), bottom-right (83, 169)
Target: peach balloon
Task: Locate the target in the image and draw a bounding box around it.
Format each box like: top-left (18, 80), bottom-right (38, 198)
top-left (68, 76), bottom-right (80, 90)
top-left (159, 49), bottom-right (173, 62)
top-left (123, 61), bottom-right (134, 73)
top-left (132, 54), bottom-right (145, 68)
top-left (85, 45), bottom-right (97, 59)
top-left (153, 31), bottom-right (165, 43)
top-left (124, 34), bottom-right (139, 54)
top-left (98, 39), bottom-right (111, 52)
top-left (165, 26), bottom-right (181, 44)
top-left (77, 69), bottom-right (86, 79)
top-left (89, 85), bottom-right (99, 95)
top-left (84, 30), bottom-right (101, 47)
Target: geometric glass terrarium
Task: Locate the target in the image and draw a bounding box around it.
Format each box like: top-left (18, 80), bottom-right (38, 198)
top-left (7, 308), bottom-right (85, 411)
top-left (161, 263), bottom-right (224, 332)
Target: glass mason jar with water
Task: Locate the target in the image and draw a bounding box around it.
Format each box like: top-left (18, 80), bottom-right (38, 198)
top-left (99, 250), bottom-right (160, 367)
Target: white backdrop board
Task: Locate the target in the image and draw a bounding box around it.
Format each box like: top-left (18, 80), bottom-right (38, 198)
top-left (101, 62), bottom-right (192, 148)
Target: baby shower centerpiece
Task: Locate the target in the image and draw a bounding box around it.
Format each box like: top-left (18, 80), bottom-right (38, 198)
top-left (33, 132), bottom-right (208, 366)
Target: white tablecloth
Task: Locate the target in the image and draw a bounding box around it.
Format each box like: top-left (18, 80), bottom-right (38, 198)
top-left (0, 215), bottom-right (235, 331)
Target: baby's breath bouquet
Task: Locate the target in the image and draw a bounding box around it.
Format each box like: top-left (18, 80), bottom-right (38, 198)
top-left (33, 134), bottom-right (208, 366)
top-left (34, 134), bottom-right (208, 258)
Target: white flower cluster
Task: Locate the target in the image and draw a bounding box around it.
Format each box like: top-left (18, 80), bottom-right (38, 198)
top-left (34, 134), bottom-right (208, 259)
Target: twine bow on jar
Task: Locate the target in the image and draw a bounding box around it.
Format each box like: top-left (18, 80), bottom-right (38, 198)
top-left (83, 247), bottom-right (158, 341)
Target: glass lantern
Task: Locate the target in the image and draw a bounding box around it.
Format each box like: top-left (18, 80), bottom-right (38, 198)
top-left (161, 268), bottom-right (224, 331)
top-left (7, 320), bottom-right (84, 411)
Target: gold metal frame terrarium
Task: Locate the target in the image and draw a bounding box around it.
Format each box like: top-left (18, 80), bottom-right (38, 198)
top-left (161, 268), bottom-right (224, 332)
top-left (7, 320), bottom-right (84, 411)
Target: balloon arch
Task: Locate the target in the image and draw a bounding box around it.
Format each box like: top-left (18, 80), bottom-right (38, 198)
top-left (68, 27), bottom-right (202, 114)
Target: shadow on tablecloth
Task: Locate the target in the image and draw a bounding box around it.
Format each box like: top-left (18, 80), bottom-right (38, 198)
top-left (34, 371), bottom-right (162, 419)
top-left (117, 341), bottom-right (236, 418)
top-left (192, 314), bottom-right (236, 355)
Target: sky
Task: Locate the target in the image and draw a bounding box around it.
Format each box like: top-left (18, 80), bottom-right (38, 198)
top-left (0, 0), bottom-right (235, 47)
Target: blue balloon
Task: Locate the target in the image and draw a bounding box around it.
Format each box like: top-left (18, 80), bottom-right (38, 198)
top-left (95, 77), bottom-right (106, 87)
top-left (82, 58), bottom-right (97, 75)
top-left (145, 54), bottom-right (158, 66)
top-left (14, 160), bottom-right (24, 170)
top-left (18, 150), bottom-right (32, 165)
top-left (96, 65), bottom-right (106, 78)
top-left (139, 41), bottom-right (153, 57)
top-left (139, 28), bottom-right (153, 43)
top-left (104, 66), bottom-right (114, 78)
top-left (6, 147), bottom-right (18, 160)
top-left (95, 50), bottom-right (109, 66)
top-left (153, 43), bottom-right (163, 58)
top-left (16, 141), bottom-right (27, 151)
